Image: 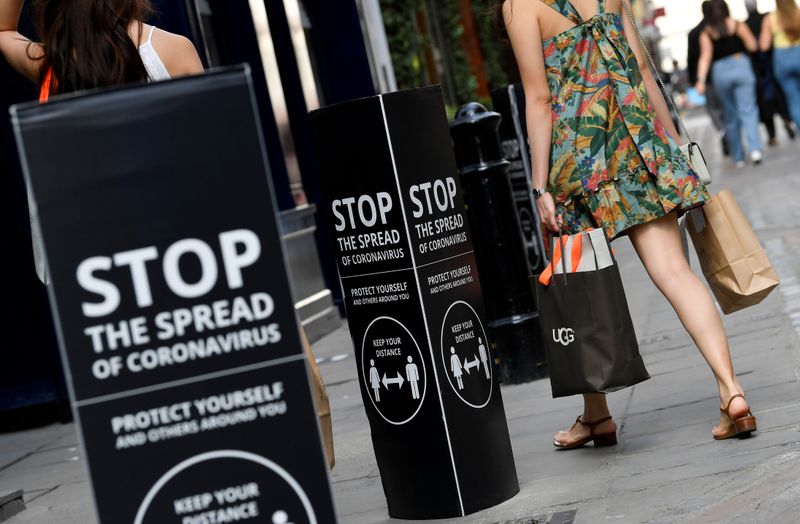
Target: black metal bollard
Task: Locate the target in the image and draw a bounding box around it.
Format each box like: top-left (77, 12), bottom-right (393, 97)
top-left (450, 103), bottom-right (547, 384)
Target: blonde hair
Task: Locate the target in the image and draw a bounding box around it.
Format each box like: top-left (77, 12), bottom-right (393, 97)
top-left (777, 0), bottom-right (800, 42)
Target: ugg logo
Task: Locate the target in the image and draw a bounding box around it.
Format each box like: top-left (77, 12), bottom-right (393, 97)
top-left (553, 327), bottom-right (575, 347)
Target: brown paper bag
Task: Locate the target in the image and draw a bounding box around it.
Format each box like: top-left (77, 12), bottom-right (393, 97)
top-left (301, 329), bottom-right (335, 470)
top-left (686, 190), bottom-right (779, 314)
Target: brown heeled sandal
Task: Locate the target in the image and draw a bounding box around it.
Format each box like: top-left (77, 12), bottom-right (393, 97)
top-left (554, 415), bottom-right (617, 450)
top-left (714, 394), bottom-right (757, 440)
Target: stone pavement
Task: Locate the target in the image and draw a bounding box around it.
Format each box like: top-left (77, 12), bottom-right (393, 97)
top-left (2, 115), bottom-right (800, 523)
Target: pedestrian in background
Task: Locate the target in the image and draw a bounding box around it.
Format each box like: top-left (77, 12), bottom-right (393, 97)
top-left (0, 0), bottom-right (203, 95)
top-left (496, 0), bottom-right (756, 448)
top-left (696, 0), bottom-right (763, 168)
top-left (760, 0), bottom-right (800, 132)
top-left (745, 0), bottom-right (795, 146)
top-left (688, 1), bottom-right (728, 155)
top-left (0, 0), bottom-right (203, 285)
top-left (668, 59), bottom-right (688, 96)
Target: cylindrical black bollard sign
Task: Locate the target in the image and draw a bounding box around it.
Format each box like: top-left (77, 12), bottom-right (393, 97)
top-left (11, 68), bottom-right (336, 524)
top-left (309, 86), bottom-right (518, 519)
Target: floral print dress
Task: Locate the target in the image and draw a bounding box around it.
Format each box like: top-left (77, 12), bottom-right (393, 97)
top-left (540, 0), bottom-right (708, 239)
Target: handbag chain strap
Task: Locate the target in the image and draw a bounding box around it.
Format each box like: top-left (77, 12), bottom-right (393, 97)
top-left (621, 0), bottom-right (693, 145)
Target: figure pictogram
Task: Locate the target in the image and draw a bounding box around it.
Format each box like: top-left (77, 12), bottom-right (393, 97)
top-left (478, 337), bottom-right (490, 379)
top-left (369, 359), bottom-right (381, 402)
top-left (450, 347), bottom-right (464, 390)
top-left (361, 317), bottom-right (427, 425)
top-left (440, 301), bottom-right (493, 408)
top-left (405, 356), bottom-right (421, 399)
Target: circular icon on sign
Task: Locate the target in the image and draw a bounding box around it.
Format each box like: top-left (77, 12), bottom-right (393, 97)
top-left (440, 300), bottom-right (492, 408)
top-left (361, 316), bottom-right (426, 425)
top-left (134, 450), bottom-right (316, 524)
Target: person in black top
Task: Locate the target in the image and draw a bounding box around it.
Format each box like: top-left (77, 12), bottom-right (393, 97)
top-left (696, 0), bottom-right (763, 167)
top-left (745, 0), bottom-right (795, 145)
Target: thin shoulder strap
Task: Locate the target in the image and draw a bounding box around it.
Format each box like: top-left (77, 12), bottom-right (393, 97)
top-left (39, 68), bottom-right (55, 103)
top-left (597, 0), bottom-right (607, 14)
top-left (147, 25), bottom-right (157, 46)
top-left (621, 0), bottom-right (692, 144)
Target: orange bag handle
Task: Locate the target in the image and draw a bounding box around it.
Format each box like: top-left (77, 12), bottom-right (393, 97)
top-left (538, 233), bottom-right (582, 285)
top-left (39, 67), bottom-right (55, 104)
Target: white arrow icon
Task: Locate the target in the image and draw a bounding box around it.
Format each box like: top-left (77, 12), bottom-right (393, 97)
top-left (463, 355), bottom-right (480, 374)
top-left (382, 372), bottom-right (405, 389)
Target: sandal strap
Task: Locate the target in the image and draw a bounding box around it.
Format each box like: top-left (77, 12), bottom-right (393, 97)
top-left (721, 394), bottom-right (745, 414)
top-left (581, 415), bottom-right (613, 427)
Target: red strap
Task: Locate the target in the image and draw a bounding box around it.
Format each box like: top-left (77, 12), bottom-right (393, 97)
top-left (39, 68), bottom-right (54, 104)
top-left (538, 233), bottom-right (582, 285)
top-left (537, 240), bottom-right (560, 286)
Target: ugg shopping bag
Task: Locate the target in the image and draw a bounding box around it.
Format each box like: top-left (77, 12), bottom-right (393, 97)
top-left (686, 190), bottom-right (779, 314)
top-left (534, 229), bottom-right (650, 398)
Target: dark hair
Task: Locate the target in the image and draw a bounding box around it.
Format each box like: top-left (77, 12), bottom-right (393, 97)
top-left (706, 0), bottom-right (731, 37)
top-left (701, 0), bottom-right (714, 19)
top-left (34, 0), bottom-right (153, 94)
top-left (491, 1), bottom-right (508, 42)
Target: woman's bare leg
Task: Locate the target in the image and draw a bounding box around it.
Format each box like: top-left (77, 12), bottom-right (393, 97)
top-left (627, 212), bottom-right (748, 436)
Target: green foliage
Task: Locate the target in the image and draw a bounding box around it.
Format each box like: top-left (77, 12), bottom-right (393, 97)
top-left (380, 0), bottom-right (512, 105)
top-left (437, 0), bottom-right (477, 104)
top-left (380, 0), bottom-right (427, 90)
top-left (471, 0), bottom-right (511, 92)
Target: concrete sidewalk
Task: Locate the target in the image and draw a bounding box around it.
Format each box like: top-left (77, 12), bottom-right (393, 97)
top-left (2, 117), bottom-right (800, 523)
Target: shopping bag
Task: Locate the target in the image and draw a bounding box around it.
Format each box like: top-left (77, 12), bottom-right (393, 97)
top-left (686, 190), bottom-right (779, 314)
top-left (534, 229), bottom-right (650, 398)
top-left (301, 329), bottom-right (335, 470)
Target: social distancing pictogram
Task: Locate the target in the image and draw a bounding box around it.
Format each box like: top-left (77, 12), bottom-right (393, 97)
top-left (361, 317), bottom-right (426, 425)
top-left (134, 450), bottom-right (316, 524)
top-left (441, 301), bottom-right (492, 408)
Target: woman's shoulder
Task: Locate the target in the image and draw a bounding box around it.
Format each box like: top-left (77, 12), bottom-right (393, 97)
top-left (145, 24), bottom-right (204, 77)
top-left (761, 11), bottom-right (775, 29)
top-left (503, 0), bottom-right (536, 16)
top-left (729, 16), bottom-right (743, 32)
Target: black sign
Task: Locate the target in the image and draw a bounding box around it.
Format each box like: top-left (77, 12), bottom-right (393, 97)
top-left (12, 68), bottom-right (336, 524)
top-left (310, 86), bottom-right (518, 519)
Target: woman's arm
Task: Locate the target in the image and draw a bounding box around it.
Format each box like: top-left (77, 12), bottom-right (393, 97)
top-left (737, 19), bottom-right (758, 52)
top-left (695, 30), bottom-right (713, 95)
top-left (759, 13), bottom-right (773, 52)
top-left (0, 0), bottom-right (42, 81)
top-left (620, 0), bottom-right (682, 144)
top-left (503, 0), bottom-right (559, 231)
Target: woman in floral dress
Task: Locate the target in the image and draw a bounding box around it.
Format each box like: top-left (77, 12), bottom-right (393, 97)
top-left (496, 0), bottom-right (756, 446)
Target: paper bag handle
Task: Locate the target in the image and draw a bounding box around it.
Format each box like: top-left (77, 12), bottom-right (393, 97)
top-left (538, 232), bottom-right (582, 286)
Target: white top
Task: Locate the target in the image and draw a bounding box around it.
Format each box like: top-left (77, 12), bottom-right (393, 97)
top-left (138, 25), bottom-right (171, 81)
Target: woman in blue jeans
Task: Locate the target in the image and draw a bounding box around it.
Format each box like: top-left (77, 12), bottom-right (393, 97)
top-left (760, 0), bottom-right (800, 129)
top-left (697, 0), bottom-right (763, 167)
